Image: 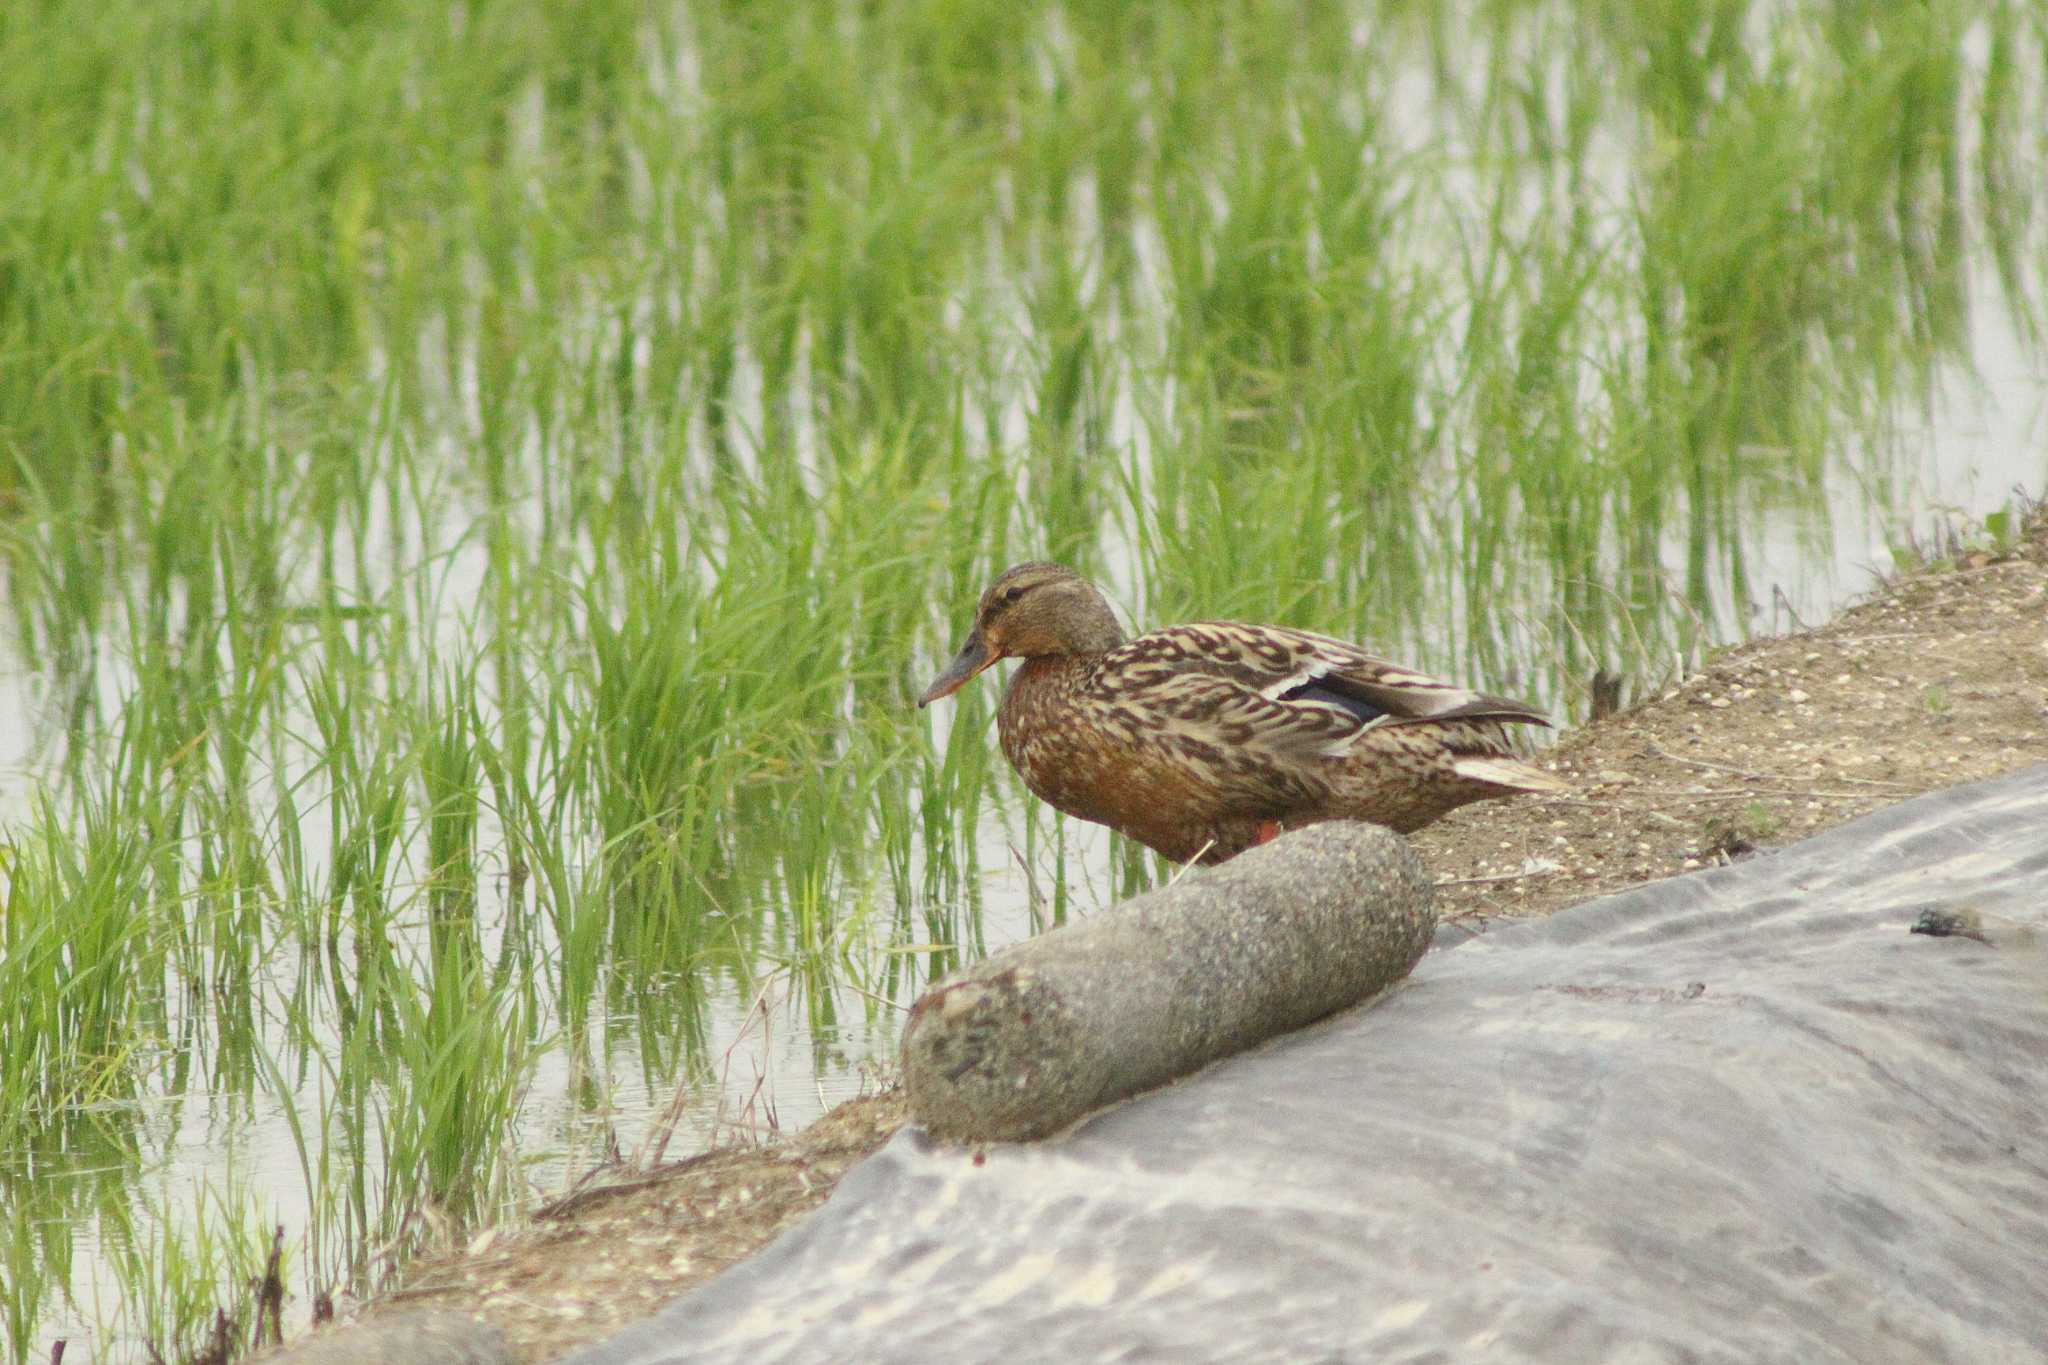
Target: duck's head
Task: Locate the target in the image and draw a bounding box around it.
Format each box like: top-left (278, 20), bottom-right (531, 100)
top-left (917, 562), bottom-right (1126, 707)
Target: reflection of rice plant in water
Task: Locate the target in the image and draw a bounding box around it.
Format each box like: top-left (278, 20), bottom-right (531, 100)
top-left (0, 0), bottom-right (2042, 1352)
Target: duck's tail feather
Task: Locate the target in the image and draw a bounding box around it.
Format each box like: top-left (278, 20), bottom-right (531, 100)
top-left (1452, 756), bottom-right (1570, 794)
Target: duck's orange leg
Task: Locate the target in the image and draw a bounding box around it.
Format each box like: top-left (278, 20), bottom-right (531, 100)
top-left (1255, 820), bottom-right (1284, 845)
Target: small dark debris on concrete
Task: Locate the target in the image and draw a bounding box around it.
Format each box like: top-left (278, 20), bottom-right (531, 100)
top-left (1913, 907), bottom-right (1991, 942)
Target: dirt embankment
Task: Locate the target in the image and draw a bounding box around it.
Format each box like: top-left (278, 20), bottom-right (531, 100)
top-left (318, 505), bottom-right (2048, 1363)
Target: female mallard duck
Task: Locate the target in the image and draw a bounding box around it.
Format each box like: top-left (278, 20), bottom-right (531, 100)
top-left (918, 562), bottom-right (1565, 865)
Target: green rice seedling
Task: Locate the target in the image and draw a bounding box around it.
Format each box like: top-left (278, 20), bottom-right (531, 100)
top-left (415, 663), bottom-right (483, 969)
top-left (301, 660), bottom-right (412, 1048)
top-left (92, 1180), bottom-right (276, 1364)
top-left (377, 936), bottom-right (535, 1236)
top-left (501, 743), bottom-right (608, 1067)
top-left (0, 1192), bottom-right (54, 1364)
top-left (0, 790), bottom-right (159, 1145)
top-left (1972, 1), bottom-right (2042, 346)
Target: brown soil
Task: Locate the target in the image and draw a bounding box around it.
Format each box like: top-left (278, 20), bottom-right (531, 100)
top-left (313, 504), bottom-right (2048, 1362)
top-left (1414, 512), bottom-right (2048, 922)
top-left (329, 1090), bottom-right (912, 1362)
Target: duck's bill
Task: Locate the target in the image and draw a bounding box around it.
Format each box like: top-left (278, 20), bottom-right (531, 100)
top-left (917, 634), bottom-right (997, 707)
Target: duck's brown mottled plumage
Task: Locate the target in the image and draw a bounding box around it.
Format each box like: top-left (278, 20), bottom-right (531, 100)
top-left (918, 562), bottom-right (1567, 865)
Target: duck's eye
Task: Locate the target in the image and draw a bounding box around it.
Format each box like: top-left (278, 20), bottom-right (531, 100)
top-left (1000, 585), bottom-right (1024, 604)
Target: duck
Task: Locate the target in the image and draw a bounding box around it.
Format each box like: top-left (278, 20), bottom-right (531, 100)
top-left (917, 561), bottom-right (1566, 865)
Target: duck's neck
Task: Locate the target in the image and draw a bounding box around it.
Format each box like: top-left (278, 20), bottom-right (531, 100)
top-left (998, 653), bottom-right (1096, 739)
top-left (1000, 600), bottom-right (1123, 708)
top-left (1010, 652), bottom-right (1095, 691)
top-left (1057, 604), bottom-right (1126, 655)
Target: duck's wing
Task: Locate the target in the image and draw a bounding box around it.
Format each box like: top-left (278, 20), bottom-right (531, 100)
top-left (1105, 622), bottom-right (1549, 754)
top-left (1246, 625), bottom-right (1552, 729)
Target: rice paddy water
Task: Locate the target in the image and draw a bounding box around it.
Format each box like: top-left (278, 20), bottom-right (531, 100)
top-left (2, 0), bottom-right (2044, 1357)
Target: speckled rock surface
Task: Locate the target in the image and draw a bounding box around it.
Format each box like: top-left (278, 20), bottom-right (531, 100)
top-left (257, 1311), bottom-right (511, 1365)
top-left (901, 821), bottom-right (1436, 1141)
top-left (571, 765), bottom-right (2048, 1365)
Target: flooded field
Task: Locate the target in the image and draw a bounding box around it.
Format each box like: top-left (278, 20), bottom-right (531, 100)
top-left (2, 0), bottom-right (2043, 1357)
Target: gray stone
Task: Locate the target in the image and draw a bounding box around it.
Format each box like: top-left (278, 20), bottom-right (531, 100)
top-left (259, 1311), bottom-right (511, 1365)
top-left (901, 821), bottom-right (1436, 1141)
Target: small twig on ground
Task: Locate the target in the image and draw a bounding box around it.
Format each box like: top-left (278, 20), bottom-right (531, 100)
top-left (535, 1148), bottom-right (727, 1222)
top-left (1644, 740), bottom-right (1914, 790)
top-left (1771, 584), bottom-right (1810, 632)
top-left (1630, 785), bottom-right (1887, 802)
top-left (1435, 866), bottom-right (1563, 888)
top-left (636, 970), bottom-right (779, 1169)
top-left (1166, 842), bottom-right (1213, 888)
